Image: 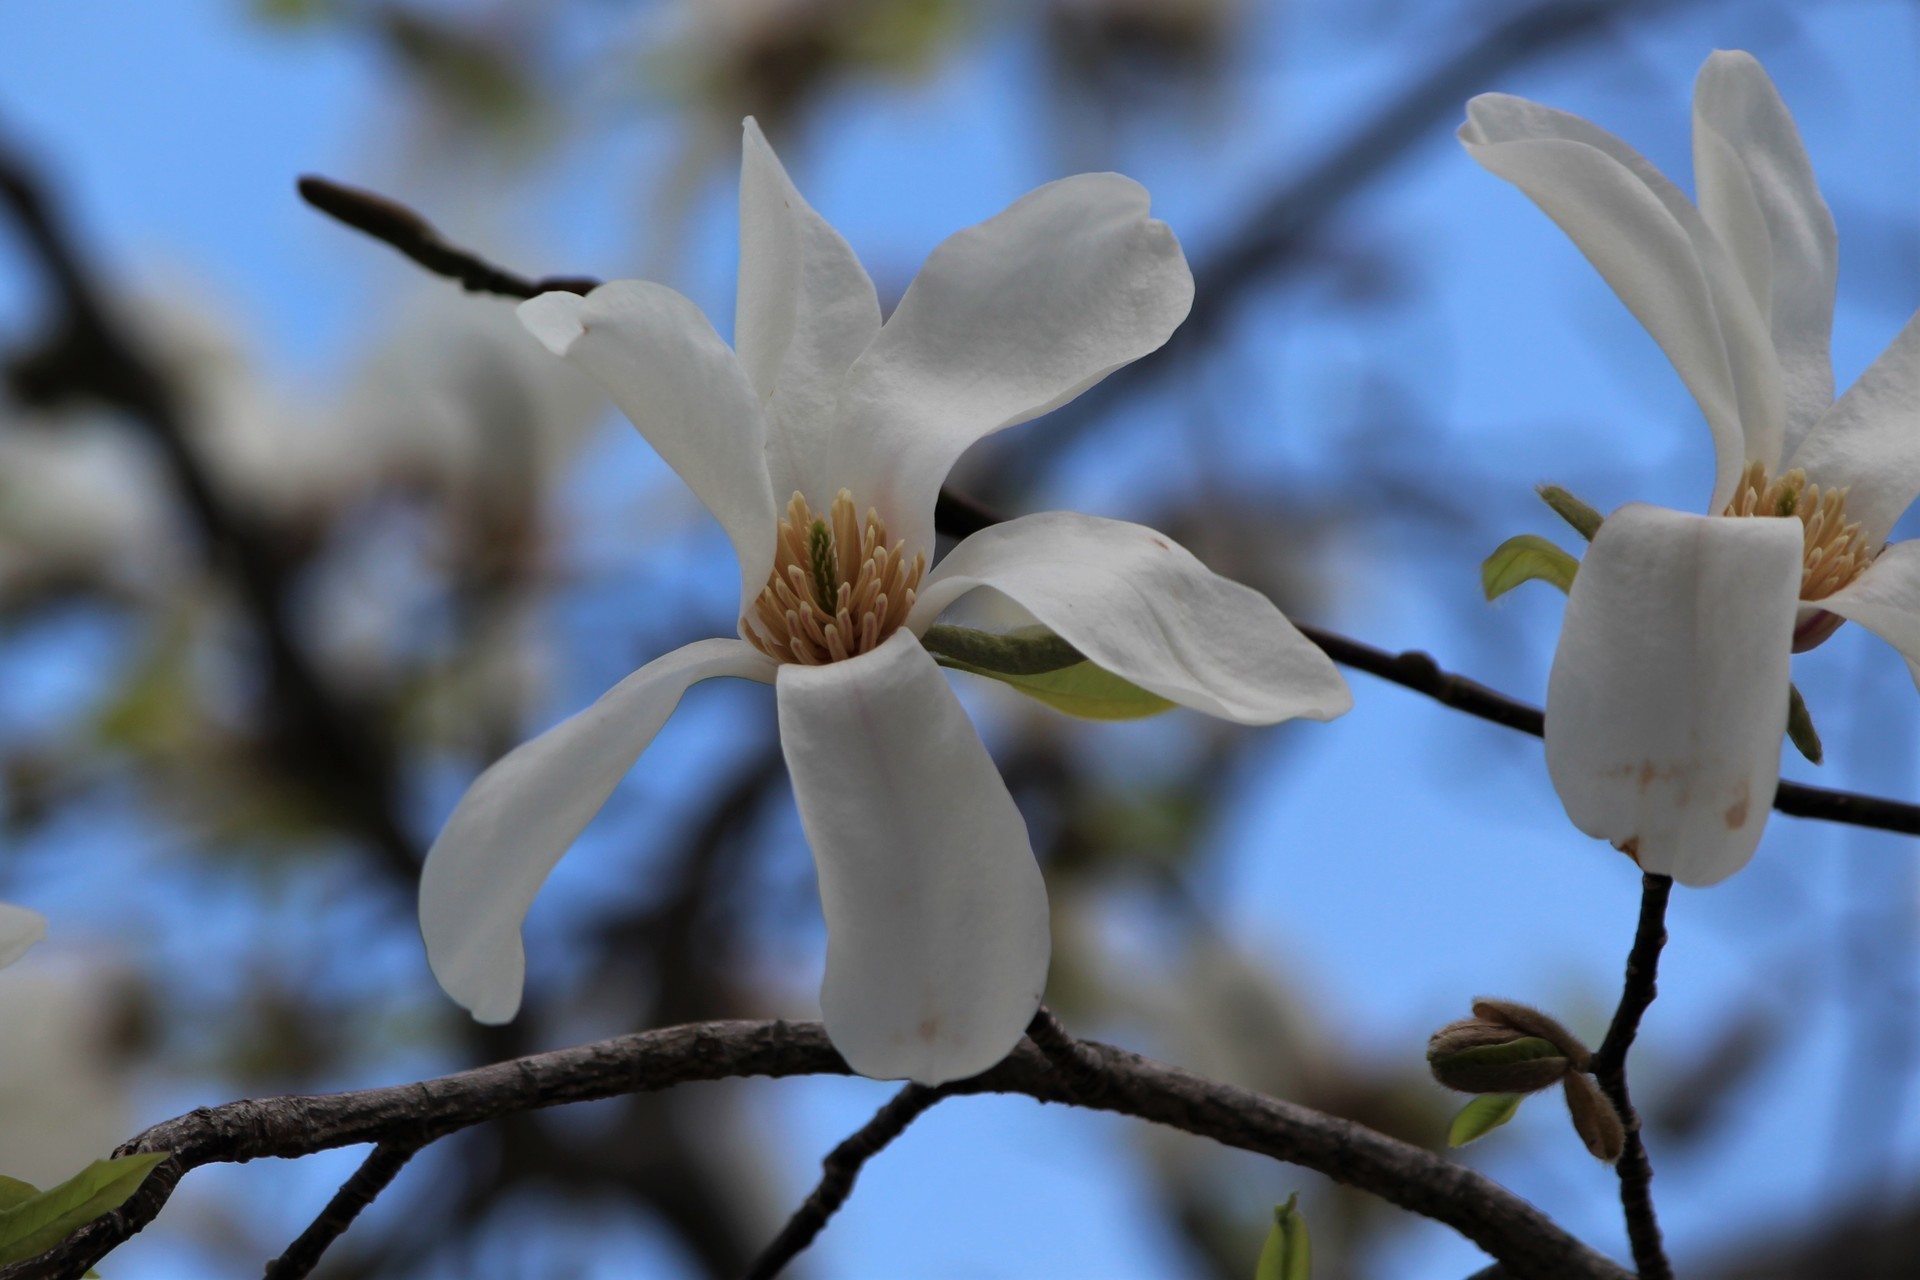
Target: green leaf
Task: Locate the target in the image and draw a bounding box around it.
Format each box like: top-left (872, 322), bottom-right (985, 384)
top-left (0, 1179), bottom-right (37, 1212)
top-left (0, 1153), bottom-right (169, 1267)
top-left (1482, 535), bottom-right (1579, 601)
top-left (1253, 1193), bottom-right (1311, 1280)
top-left (921, 624), bottom-right (1084, 674)
top-left (1448, 1093), bottom-right (1525, 1147)
top-left (1786, 682), bottom-right (1823, 765)
top-left (940, 657), bottom-right (1178, 720)
top-left (1536, 485), bottom-right (1604, 541)
top-left (923, 623), bottom-right (1177, 720)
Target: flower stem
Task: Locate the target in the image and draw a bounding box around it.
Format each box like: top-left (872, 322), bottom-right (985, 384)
top-left (1591, 873), bottom-right (1674, 1280)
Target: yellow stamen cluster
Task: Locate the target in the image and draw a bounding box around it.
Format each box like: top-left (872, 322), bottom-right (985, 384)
top-left (744, 490), bottom-right (926, 665)
top-left (1722, 461), bottom-right (1872, 601)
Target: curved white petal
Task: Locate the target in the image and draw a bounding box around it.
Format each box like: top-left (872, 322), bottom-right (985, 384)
top-left (776, 630), bottom-right (1048, 1085)
top-left (1461, 95), bottom-right (1784, 508)
top-left (828, 174), bottom-right (1193, 551)
top-left (0, 901), bottom-right (46, 969)
top-left (518, 283), bottom-right (776, 612)
top-left (421, 638), bottom-right (776, 1023)
top-left (909, 512), bottom-right (1350, 725)
top-left (1820, 540), bottom-right (1920, 689)
top-left (734, 118), bottom-right (883, 503)
top-left (1693, 50), bottom-right (1837, 444)
top-left (1545, 504), bottom-right (1802, 886)
top-left (1786, 310), bottom-right (1920, 548)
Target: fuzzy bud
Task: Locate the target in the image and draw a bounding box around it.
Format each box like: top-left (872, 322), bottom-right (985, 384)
top-left (1562, 1071), bottom-right (1626, 1162)
top-left (1427, 1022), bottom-right (1570, 1095)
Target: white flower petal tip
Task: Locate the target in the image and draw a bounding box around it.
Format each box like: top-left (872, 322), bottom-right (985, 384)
top-left (910, 512), bottom-right (1351, 726)
top-left (517, 291), bottom-right (587, 356)
top-left (518, 278), bottom-right (779, 611)
top-left (0, 901), bottom-right (47, 969)
top-left (1460, 90), bottom-right (1784, 506)
top-left (830, 173), bottom-right (1194, 551)
top-left (1544, 504), bottom-right (1804, 886)
top-left (776, 630), bottom-right (1049, 1085)
top-left (420, 639), bottom-right (774, 1024)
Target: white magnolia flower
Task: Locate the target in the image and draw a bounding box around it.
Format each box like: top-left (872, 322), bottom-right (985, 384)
top-left (1463, 51), bottom-right (1918, 885)
top-left (0, 902), bottom-right (45, 969)
top-left (419, 120), bottom-right (1351, 1084)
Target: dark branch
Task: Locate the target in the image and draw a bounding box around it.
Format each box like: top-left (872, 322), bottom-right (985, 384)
top-left (1592, 874), bottom-right (1675, 1280)
top-left (262, 1141), bottom-right (422, 1280)
top-left (1, 1020), bottom-right (1630, 1280)
top-left (743, 1083), bottom-right (956, 1280)
top-left (297, 176), bottom-right (598, 300)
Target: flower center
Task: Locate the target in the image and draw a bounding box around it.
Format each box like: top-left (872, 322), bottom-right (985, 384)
top-left (1721, 461), bottom-right (1872, 602)
top-left (743, 490), bottom-right (927, 665)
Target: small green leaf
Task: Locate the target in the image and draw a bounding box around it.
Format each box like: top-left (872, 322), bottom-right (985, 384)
top-left (921, 624), bottom-right (1084, 675)
top-left (1786, 682), bottom-right (1823, 765)
top-left (0, 1153), bottom-right (170, 1267)
top-left (1482, 535), bottom-right (1579, 601)
top-left (1448, 1094), bottom-right (1524, 1147)
top-left (923, 624), bottom-right (1176, 719)
top-left (0, 1179), bottom-right (37, 1212)
top-left (1536, 485), bottom-right (1604, 541)
top-left (940, 656), bottom-right (1178, 720)
top-left (1253, 1193), bottom-right (1311, 1280)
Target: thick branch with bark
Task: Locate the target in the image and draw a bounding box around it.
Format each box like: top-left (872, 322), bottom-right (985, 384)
top-left (0, 1020), bottom-right (1631, 1280)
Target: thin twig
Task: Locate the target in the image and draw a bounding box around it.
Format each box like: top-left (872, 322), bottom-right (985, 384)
top-left (297, 176), bottom-right (598, 300)
top-left (1591, 873), bottom-right (1675, 1280)
top-left (0, 1020), bottom-right (1631, 1280)
top-left (261, 1141), bottom-right (422, 1280)
top-left (742, 1083), bottom-right (956, 1280)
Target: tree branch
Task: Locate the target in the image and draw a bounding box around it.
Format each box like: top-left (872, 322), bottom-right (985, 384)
top-left (742, 1083), bottom-right (957, 1280)
top-left (261, 1140), bottom-right (422, 1280)
top-left (0, 1020), bottom-right (1631, 1280)
top-left (1591, 873), bottom-right (1675, 1280)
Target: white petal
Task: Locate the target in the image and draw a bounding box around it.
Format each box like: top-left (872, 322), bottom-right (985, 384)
top-left (827, 174), bottom-right (1193, 552)
top-left (909, 512), bottom-right (1350, 725)
top-left (0, 901), bottom-right (46, 968)
top-left (1461, 95), bottom-right (1784, 508)
top-left (421, 638), bottom-right (775, 1023)
top-left (1785, 310), bottom-right (1920, 548)
top-left (734, 118), bottom-right (883, 504)
top-left (1693, 51), bottom-right (1837, 444)
top-left (1820, 540), bottom-right (1920, 684)
top-left (776, 630), bottom-right (1048, 1085)
top-left (517, 283), bottom-right (777, 612)
top-left (1545, 504), bottom-right (1802, 886)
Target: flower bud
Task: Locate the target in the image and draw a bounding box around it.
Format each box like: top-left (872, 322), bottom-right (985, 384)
top-left (1470, 998), bottom-right (1593, 1071)
top-left (1427, 1021), bottom-right (1570, 1095)
top-left (1562, 1070), bottom-right (1625, 1162)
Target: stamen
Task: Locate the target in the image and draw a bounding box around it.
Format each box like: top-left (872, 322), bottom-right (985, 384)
top-left (1720, 463), bottom-right (1873, 602)
top-left (743, 490), bottom-right (929, 665)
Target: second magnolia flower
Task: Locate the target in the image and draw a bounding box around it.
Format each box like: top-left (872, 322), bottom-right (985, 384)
top-left (418, 120), bottom-right (1352, 1085)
